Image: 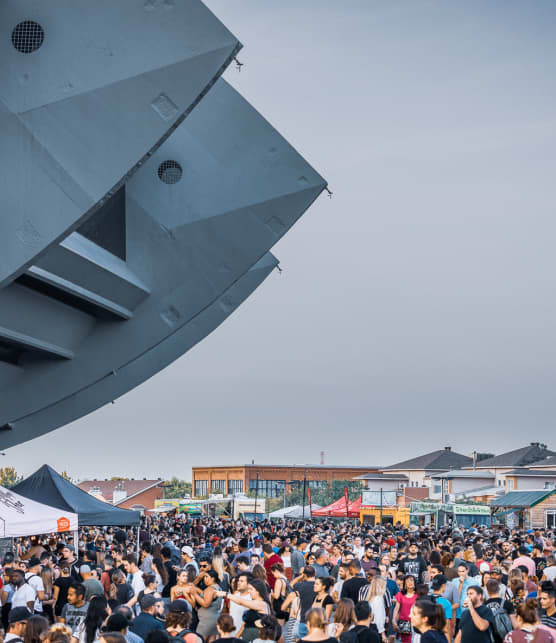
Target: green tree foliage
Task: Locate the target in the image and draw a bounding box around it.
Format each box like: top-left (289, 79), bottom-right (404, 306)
top-left (264, 479), bottom-right (365, 512)
top-left (0, 466), bottom-right (22, 488)
top-left (164, 478), bottom-right (192, 498)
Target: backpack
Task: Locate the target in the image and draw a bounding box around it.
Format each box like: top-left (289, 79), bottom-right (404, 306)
top-left (339, 630), bottom-right (359, 643)
top-left (490, 604), bottom-right (512, 642)
top-left (168, 629), bottom-right (205, 643)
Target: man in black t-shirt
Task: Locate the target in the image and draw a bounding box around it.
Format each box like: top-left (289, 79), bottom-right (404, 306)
top-left (398, 542), bottom-right (428, 583)
top-left (484, 579), bottom-right (515, 642)
top-left (455, 585), bottom-right (494, 643)
top-left (341, 560), bottom-right (367, 603)
top-left (349, 601), bottom-right (381, 643)
top-left (295, 566), bottom-right (317, 622)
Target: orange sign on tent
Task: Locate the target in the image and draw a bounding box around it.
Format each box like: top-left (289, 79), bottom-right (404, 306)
top-left (57, 517), bottom-right (71, 532)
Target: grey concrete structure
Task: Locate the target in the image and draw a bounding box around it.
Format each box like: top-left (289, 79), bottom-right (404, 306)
top-left (0, 3), bottom-right (326, 449)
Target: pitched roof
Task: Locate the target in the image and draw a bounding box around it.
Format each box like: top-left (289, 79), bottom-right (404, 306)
top-left (490, 489), bottom-right (555, 508)
top-left (381, 447), bottom-right (472, 471)
top-left (78, 479), bottom-right (162, 504)
top-left (473, 444), bottom-right (556, 469)
top-left (506, 468), bottom-right (556, 477)
top-left (431, 469), bottom-right (495, 479)
top-left (354, 473), bottom-right (409, 481)
top-left (528, 454), bottom-right (556, 469)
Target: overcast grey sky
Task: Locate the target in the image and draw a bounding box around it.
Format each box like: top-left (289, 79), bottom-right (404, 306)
top-left (7, 1), bottom-right (556, 480)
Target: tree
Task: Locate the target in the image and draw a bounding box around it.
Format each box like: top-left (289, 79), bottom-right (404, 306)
top-left (164, 478), bottom-right (192, 499)
top-left (0, 467), bottom-right (22, 488)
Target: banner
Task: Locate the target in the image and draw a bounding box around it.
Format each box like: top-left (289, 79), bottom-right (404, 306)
top-left (344, 486), bottom-right (349, 518)
top-left (362, 490), bottom-right (397, 507)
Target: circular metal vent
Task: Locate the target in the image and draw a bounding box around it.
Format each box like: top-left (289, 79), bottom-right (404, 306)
top-left (12, 21), bottom-right (44, 54)
top-left (158, 160), bottom-right (183, 185)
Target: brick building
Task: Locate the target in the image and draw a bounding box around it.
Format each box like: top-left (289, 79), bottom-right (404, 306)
top-left (192, 464), bottom-right (379, 498)
top-left (78, 479), bottom-right (165, 511)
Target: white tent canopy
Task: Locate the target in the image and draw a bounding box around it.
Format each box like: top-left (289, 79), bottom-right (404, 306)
top-left (0, 485), bottom-right (78, 538)
top-left (269, 504), bottom-right (322, 519)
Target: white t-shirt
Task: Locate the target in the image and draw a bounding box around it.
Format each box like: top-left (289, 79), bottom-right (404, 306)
top-left (11, 583), bottom-right (36, 609)
top-left (131, 570), bottom-right (146, 596)
top-left (25, 573), bottom-right (45, 612)
top-left (229, 591), bottom-right (251, 635)
top-left (544, 566), bottom-right (556, 583)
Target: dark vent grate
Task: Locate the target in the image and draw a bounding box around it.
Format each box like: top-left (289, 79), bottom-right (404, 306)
top-left (12, 21), bottom-right (44, 53)
top-left (158, 160), bottom-right (183, 184)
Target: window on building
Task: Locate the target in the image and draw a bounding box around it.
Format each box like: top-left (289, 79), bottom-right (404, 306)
top-left (211, 480), bottom-right (225, 493)
top-left (507, 479), bottom-right (514, 490)
top-left (544, 481), bottom-right (555, 489)
top-left (228, 480), bottom-right (243, 494)
top-left (308, 480), bottom-right (328, 489)
top-left (433, 485), bottom-right (441, 494)
top-left (195, 480), bottom-right (208, 497)
top-left (249, 479), bottom-right (286, 498)
top-left (498, 480), bottom-right (502, 486)
top-left (546, 510), bottom-right (556, 529)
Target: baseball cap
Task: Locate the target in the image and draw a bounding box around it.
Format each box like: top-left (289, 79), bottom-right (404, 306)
top-left (479, 562), bottom-right (490, 573)
top-left (140, 594), bottom-right (157, 611)
top-left (181, 546), bottom-right (194, 558)
top-left (80, 564), bottom-right (91, 574)
top-left (9, 607), bottom-right (31, 624)
top-left (168, 599), bottom-right (191, 614)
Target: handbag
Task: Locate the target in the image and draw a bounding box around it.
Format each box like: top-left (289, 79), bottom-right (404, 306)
top-left (398, 619), bottom-right (412, 634)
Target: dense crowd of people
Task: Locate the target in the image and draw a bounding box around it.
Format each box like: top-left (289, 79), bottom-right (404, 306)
top-left (1, 515), bottom-right (555, 643)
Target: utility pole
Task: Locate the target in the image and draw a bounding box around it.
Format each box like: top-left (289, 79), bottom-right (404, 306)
top-left (254, 471), bottom-right (259, 519)
top-left (379, 487), bottom-right (383, 525)
top-left (302, 467), bottom-right (307, 520)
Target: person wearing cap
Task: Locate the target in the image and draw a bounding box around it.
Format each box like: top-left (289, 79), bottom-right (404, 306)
top-left (25, 557), bottom-right (45, 614)
top-left (164, 600), bottom-right (202, 643)
top-left (5, 606), bottom-right (31, 643)
top-left (129, 595), bottom-right (164, 640)
top-left (291, 539), bottom-right (307, 578)
top-left (180, 547), bottom-right (199, 576)
top-left (429, 574), bottom-right (453, 638)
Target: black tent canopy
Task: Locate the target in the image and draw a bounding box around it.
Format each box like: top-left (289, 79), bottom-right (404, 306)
top-left (14, 465), bottom-right (140, 526)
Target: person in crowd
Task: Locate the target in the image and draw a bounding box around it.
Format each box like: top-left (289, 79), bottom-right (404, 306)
top-left (350, 600), bottom-right (381, 643)
top-left (72, 596), bottom-right (109, 643)
top-left (502, 598), bottom-right (554, 643)
top-left (393, 575), bottom-right (417, 643)
top-left (454, 585), bottom-right (494, 643)
top-left (410, 599), bottom-right (448, 643)
top-left (328, 598), bottom-right (356, 638)
top-left (59, 584), bottom-right (88, 635)
top-left (220, 578), bottom-right (270, 643)
top-left (23, 615), bottom-right (49, 643)
top-left (188, 570), bottom-right (222, 641)
top-left (6, 607), bottom-right (31, 643)
top-left (164, 600), bottom-right (201, 643)
top-left (212, 613), bottom-right (243, 643)
top-left (311, 577), bottom-right (334, 622)
top-left (252, 615), bottom-right (279, 643)
top-left (538, 585), bottom-right (556, 630)
top-left (10, 570), bottom-right (35, 613)
top-left (298, 608), bottom-right (335, 643)
top-left (129, 596), bottom-right (164, 640)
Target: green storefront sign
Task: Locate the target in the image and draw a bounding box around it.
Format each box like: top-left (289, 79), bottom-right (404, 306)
top-left (410, 502), bottom-right (490, 515)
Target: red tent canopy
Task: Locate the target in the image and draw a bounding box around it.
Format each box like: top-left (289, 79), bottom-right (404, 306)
top-left (312, 495), bottom-right (361, 518)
